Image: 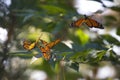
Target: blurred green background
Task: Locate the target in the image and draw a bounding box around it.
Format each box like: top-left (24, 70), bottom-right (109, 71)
top-left (0, 0), bottom-right (120, 80)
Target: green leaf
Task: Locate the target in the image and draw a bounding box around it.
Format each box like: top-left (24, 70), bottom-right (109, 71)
top-left (69, 62), bottom-right (79, 71)
top-left (117, 27), bottom-right (120, 36)
top-left (40, 5), bottom-right (66, 15)
top-left (110, 6), bottom-right (120, 12)
top-left (75, 29), bottom-right (89, 45)
top-left (10, 51), bottom-right (33, 59)
top-left (101, 35), bottom-right (119, 44)
top-left (53, 42), bottom-right (72, 53)
top-left (70, 49), bottom-right (92, 62)
top-left (96, 50), bottom-right (106, 61)
top-left (104, 15), bottom-right (117, 26)
top-left (87, 50), bottom-right (106, 63)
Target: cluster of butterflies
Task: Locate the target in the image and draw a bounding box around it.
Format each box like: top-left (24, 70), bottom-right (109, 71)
top-left (23, 37), bottom-right (61, 60)
top-left (23, 15), bottom-right (104, 61)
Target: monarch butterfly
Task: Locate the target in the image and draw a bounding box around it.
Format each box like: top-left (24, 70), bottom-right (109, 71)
top-left (71, 15), bottom-right (104, 29)
top-left (23, 37), bottom-right (40, 50)
top-left (37, 39), bottom-right (61, 60)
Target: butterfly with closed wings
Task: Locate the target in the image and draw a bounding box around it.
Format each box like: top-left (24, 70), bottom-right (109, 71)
top-left (23, 37), bottom-right (40, 50)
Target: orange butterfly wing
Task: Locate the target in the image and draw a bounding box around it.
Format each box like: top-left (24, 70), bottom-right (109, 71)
top-left (85, 18), bottom-right (104, 29)
top-left (39, 46), bottom-right (51, 60)
top-left (47, 39), bottom-right (61, 48)
top-left (23, 40), bottom-right (36, 50)
top-left (39, 39), bottom-right (51, 60)
top-left (84, 15), bottom-right (104, 29)
top-left (71, 18), bottom-right (85, 27)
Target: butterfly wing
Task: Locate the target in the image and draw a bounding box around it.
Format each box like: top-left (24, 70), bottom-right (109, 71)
top-left (23, 40), bottom-right (36, 50)
top-left (47, 39), bottom-right (61, 48)
top-left (85, 17), bottom-right (104, 29)
top-left (71, 18), bottom-right (85, 27)
top-left (39, 46), bottom-right (51, 60)
top-left (37, 39), bottom-right (51, 60)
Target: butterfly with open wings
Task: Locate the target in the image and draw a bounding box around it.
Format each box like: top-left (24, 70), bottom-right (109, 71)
top-left (71, 15), bottom-right (104, 29)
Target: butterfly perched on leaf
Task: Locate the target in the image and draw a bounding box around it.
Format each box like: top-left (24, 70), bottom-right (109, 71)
top-left (23, 37), bottom-right (40, 50)
top-left (37, 39), bottom-right (61, 60)
top-left (71, 15), bottom-right (104, 29)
